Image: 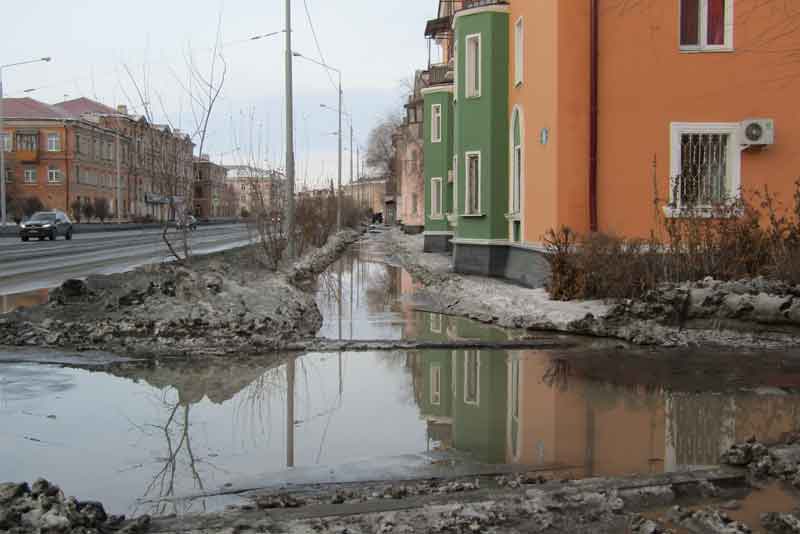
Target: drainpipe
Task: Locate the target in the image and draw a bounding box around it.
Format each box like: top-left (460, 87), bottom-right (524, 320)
top-left (589, 0), bottom-right (599, 233)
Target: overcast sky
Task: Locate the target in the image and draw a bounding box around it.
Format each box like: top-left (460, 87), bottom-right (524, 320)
top-left (2, 0), bottom-right (438, 189)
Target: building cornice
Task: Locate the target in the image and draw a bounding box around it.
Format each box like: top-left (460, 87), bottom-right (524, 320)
top-left (453, 4), bottom-right (510, 25)
top-left (421, 84), bottom-right (454, 96)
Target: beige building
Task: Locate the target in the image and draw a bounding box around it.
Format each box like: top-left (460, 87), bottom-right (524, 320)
top-left (225, 165), bottom-right (285, 215)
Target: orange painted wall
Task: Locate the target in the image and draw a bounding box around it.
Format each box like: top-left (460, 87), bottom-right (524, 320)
top-left (598, 1), bottom-right (800, 238)
top-left (510, 0), bottom-right (559, 244)
top-left (516, 0), bottom-right (800, 242)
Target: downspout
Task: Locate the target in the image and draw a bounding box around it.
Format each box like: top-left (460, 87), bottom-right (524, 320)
top-left (589, 0), bottom-right (599, 233)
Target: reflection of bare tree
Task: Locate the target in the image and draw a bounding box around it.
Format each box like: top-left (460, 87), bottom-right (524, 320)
top-left (132, 390), bottom-right (215, 517)
top-left (542, 358), bottom-right (571, 391)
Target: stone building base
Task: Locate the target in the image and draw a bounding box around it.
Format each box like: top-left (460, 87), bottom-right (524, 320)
top-left (403, 225), bottom-right (424, 235)
top-left (423, 232), bottom-right (454, 253)
top-left (452, 241), bottom-right (550, 288)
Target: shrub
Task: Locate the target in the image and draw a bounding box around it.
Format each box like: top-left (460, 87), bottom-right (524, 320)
top-left (545, 182), bottom-right (800, 301)
top-left (93, 197), bottom-right (111, 223)
top-left (70, 199), bottom-right (83, 223)
top-left (22, 197), bottom-right (44, 217)
top-left (81, 201), bottom-right (95, 222)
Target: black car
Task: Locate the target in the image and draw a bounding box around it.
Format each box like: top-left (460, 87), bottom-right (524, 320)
top-left (20, 211), bottom-right (74, 241)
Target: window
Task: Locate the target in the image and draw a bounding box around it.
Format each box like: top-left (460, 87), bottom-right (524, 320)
top-left (48, 167), bottom-right (62, 184)
top-left (430, 366), bottom-right (441, 405)
top-left (452, 155), bottom-right (458, 214)
top-left (680, 0), bottom-right (732, 50)
top-left (451, 351), bottom-right (457, 397)
top-left (430, 313), bottom-right (442, 333)
top-left (511, 109), bottom-right (522, 214)
top-left (465, 152), bottom-right (481, 215)
top-left (17, 134), bottom-right (37, 152)
top-left (669, 123), bottom-right (741, 211)
top-left (47, 133), bottom-right (61, 152)
top-left (24, 168), bottom-right (37, 184)
top-left (75, 134), bottom-right (81, 155)
top-left (431, 104), bottom-right (442, 143)
top-left (514, 17), bottom-right (524, 86)
top-left (464, 350), bottom-right (480, 405)
top-left (412, 192), bottom-right (418, 215)
top-left (0, 133), bottom-right (10, 152)
top-left (431, 177), bottom-right (443, 218)
top-left (465, 34), bottom-right (481, 98)
top-left (2, 167), bottom-right (11, 184)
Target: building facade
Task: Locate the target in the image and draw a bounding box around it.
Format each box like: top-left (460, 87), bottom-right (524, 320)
top-left (394, 71), bottom-right (426, 235)
top-left (421, 0), bottom-right (800, 287)
top-left (193, 157), bottom-right (236, 219)
top-left (1, 97), bottom-right (196, 222)
top-left (225, 165), bottom-right (286, 216)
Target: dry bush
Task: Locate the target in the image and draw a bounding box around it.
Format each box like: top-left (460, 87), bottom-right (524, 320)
top-left (545, 181), bottom-right (800, 300)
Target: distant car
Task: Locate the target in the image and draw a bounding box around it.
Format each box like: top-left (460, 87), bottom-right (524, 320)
top-left (19, 211), bottom-right (73, 242)
top-left (177, 215), bottom-right (198, 231)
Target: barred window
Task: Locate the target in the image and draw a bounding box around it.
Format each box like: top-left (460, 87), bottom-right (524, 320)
top-left (670, 123), bottom-right (740, 211)
top-left (48, 167), bottom-right (62, 184)
top-left (24, 168), bottom-right (37, 184)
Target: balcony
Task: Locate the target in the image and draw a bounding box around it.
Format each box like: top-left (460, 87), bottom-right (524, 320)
top-left (428, 63), bottom-right (454, 86)
top-left (15, 149), bottom-right (38, 163)
top-left (461, 0), bottom-right (508, 9)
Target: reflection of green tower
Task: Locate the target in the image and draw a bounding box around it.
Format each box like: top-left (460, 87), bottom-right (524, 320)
top-left (452, 349), bottom-right (508, 464)
top-left (417, 312), bottom-right (455, 447)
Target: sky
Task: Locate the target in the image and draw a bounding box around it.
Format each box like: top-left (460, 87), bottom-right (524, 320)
top-left (1, 0), bottom-right (440, 190)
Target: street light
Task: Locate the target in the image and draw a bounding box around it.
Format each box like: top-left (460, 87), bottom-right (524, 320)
top-left (320, 103), bottom-right (354, 188)
top-left (293, 51), bottom-right (343, 231)
top-left (1, 57), bottom-right (52, 227)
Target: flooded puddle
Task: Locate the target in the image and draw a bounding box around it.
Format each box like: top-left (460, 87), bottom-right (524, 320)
top-left (2, 237), bottom-right (800, 517)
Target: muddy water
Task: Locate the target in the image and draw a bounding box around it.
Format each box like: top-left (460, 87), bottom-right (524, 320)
top-left (3, 235), bottom-right (800, 517)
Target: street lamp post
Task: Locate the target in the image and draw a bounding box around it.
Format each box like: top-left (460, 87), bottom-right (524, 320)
top-left (321, 103), bottom-right (354, 188)
top-left (0, 57), bottom-right (51, 227)
top-left (293, 52), bottom-right (343, 231)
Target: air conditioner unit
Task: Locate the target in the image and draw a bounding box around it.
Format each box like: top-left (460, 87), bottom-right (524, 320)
top-left (740, 118), bottom-right (775, 146)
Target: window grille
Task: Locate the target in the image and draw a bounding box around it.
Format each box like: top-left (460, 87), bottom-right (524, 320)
top-left (675, 133), bottom-right (730, 207)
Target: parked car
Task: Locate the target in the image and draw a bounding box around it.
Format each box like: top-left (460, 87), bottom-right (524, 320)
top-left (19, 211), bottom-right (73, 242)
top-left (177, 215), bottom-right (198, 231)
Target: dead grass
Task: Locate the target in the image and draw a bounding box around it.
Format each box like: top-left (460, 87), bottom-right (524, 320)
top-left (545, 182), bottom-right (800, 301)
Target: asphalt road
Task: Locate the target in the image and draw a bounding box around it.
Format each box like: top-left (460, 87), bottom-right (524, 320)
top-left (0, 223), bottom-right (252, 296)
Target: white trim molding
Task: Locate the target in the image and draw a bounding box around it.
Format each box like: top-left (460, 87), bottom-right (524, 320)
top-left (430, 176), bottom-right (444, 219)
top-left (465, 33), bottom-right (482, 99)
top-left (423, 230), bottom-right (454, 236)
top-left (431, 104), bottom-right (443, 144)
top-left (509, 105), bottom-right (525, 242)
top-left (453, 4), bottom-right (510, 23)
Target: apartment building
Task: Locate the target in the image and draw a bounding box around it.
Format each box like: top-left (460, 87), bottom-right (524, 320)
top-left (422, 0), bottom-right (800, 287)
top-left (394, 70), bottom-right (427, 235)
top-left (225, 165), bottom-right (286, 215)
top-left (1, 98), bottom-right (122, 220)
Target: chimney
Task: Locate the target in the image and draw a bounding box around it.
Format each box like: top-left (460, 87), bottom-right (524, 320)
top-left (117, 105), bottom-right (128, 115)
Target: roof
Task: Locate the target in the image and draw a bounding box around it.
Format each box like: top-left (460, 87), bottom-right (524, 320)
top-left (425, 16), bottom-right (452, 38)
top-left (53, 97), bottom-right (119, 118)
top-left (0, 98), bottom-right (72, 120)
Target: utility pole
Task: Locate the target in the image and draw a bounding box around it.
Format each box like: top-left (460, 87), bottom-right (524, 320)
top-left (285, 0), bottom-right (296, 259)
top-left (337, 73), bottom-right (342, 231)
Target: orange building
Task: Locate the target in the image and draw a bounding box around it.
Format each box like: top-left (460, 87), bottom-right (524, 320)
top-left (511, 0), bottom-right (800, 243)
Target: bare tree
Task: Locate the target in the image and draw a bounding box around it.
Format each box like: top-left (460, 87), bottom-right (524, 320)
top-left (365, 111), bottom-right (402, 177)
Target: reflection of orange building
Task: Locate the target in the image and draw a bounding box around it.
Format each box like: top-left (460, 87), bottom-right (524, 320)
top-left (508, 350), bottom-right (800, 478)
top-left (1, 289), bottom-right (49, 313)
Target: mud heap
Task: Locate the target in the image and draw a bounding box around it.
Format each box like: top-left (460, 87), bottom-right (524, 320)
top-left (0, 230), bottom-right (361, 358)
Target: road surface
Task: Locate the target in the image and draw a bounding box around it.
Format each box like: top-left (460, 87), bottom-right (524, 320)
top-left (0, 224), bottom-right (253, 298)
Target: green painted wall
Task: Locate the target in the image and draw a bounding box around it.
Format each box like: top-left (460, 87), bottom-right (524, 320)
top-left (424, 90), bottom-right (455, 233)
top-left (453, 8), bottom-right (510, 241)
top-left (451, 349), bottom-right (508, 464)
top-left (418, 312), bottom-right (454, 419)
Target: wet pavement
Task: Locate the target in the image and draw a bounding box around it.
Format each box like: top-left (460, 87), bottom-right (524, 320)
top-left (2, 231), bottom-right (800, 518)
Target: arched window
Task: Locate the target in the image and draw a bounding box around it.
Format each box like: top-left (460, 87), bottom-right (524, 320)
top-left (511, 108), bottom-right (522, 214)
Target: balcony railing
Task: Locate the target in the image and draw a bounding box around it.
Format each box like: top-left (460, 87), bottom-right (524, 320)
top-left (461, 0), bottom-right (508, 10)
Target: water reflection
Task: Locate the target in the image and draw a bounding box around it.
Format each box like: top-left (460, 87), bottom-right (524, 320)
top-left (0, 289), bottom-right (49, 313)
top-left (410, 309), bottom-right (800, 477)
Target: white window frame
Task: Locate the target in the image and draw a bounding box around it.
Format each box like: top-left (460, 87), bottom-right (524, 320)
top-left (451, 154), bottom-right (458, 215)
top-left (47, 167), bottom-right (62, 184)
top-left (464, 151), bottom-right (482, 216)
top-left (514, 17), bottom-right (524, 87)
top-left (679, 0), bottom-right (734, 52)
top-left (451, 351), bottom-right (458, 397)
top-left (0, 133), bottom-right (11, 152)
top-left (431, 177), bottom-right (443, 219)
top-left (23, 168), bottom-right (37, 184)
top-left (464, 350), bottom-right (480, 406)
top-left (668, 122), bottom-right (742, 214)
top-left (430, 366), bottom-right (441, 406)
top-left (453, 39), bottom-right (459, 103)
top-left (430, 313), bottom-right (442, 333)
top-left (47, 133), bottom-right (61, 152)
top-left (465, 33), bottom-right (482, 99)
top-left (431, 104), bottom-right (442, 143)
